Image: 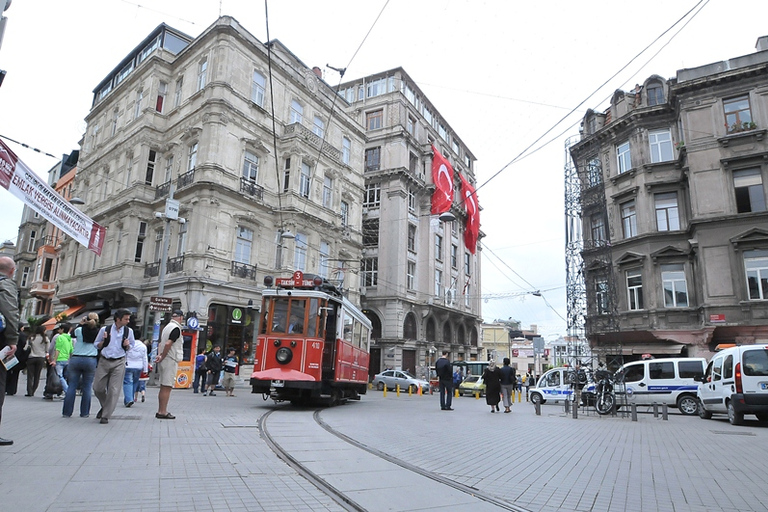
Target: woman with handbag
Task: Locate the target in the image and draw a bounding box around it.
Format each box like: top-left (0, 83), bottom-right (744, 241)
top-left (24, 325), bottom-right (48, 397)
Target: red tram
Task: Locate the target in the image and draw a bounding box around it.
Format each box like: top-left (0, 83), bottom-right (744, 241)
top-left (250, 271), bottom-right (372, 405)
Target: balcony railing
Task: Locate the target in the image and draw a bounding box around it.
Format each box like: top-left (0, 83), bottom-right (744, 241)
top-left (284, 123), bottom-right (343, 162)
top-left (230, 260), bottom-right (257, 280)
top-left (144, 255), bottom-right (185, 278)
top-left (155, 169), bottom-right (196, 199)
top-left (240, 177), bottom-right (264, 200)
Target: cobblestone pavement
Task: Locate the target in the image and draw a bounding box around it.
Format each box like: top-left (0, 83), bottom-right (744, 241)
top-left (1, 378), bottom-right (767, 512)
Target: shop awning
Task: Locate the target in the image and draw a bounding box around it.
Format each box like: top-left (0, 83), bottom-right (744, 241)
top-left (42, 305), bottom-right (85, 329)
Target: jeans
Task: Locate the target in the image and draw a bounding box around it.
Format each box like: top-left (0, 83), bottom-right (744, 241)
top-left (123, 368), bottom-right (142, 405)
top-left (192, 367), bottom-right (207, 393)
top-left (438, 381), bottom-right (453, 409)
top-left (62, 356), bottom-right (98, 417)
top-left (55, 361), bottom-right (69, 394)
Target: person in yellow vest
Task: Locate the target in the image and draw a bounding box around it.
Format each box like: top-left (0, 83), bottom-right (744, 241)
top-left (154, 310), bottom-right (184, 419)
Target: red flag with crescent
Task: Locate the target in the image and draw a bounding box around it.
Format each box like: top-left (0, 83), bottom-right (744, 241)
top-left (458, 173), bottom-right (480, 254)
top-left (430, 145), bottom-right (454, 214)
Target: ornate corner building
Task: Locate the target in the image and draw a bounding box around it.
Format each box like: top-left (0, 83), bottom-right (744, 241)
top-left (568, 36), bottom-right (768, 362)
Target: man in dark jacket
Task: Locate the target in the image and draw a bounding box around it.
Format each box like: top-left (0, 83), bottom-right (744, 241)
top-left (435, 351), bottom-right (453, 411)
top-left (499, 358), bottom-right (516, 413)
top-left (204, 345), bottom-right (223, 396)
top-left (0, 256), bottom-right (20, 445)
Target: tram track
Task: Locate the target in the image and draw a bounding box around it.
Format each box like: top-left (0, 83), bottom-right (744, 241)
top-left (260, 407), bottom-right (530, 512)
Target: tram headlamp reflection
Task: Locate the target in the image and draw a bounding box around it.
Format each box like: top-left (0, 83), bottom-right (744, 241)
top-left (275, 347), bottom-right (293, 364)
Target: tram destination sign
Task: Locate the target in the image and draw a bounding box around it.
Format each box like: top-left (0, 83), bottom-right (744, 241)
top-left (150, 296), bottom-right (173, 312)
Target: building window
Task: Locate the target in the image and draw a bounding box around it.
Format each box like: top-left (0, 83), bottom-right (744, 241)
top-left (733, 168), bottom-right (766, 213)
top-left (299, 162), bottom-right (311, 198)
top-left (323, 176), bottom-right (333, 208)
top-left (319, 241), bottom-right (330, 278)
top-left (313, 115), bottom-right (325, 137)
top-left (363, 219), bottom-right (379, 247)
top-left (134, 221), bottom-right (147, 263)
top-left (364, 183), bottom-right (381, 208)
top-left (366, 110), bottom-right (383, 130)
top-left (649, 129), bottom-right (673, 163)
top-left (234, 227), bottom-right (253, 264)
top-left (340, 201), bottom-right (349, 227)
top-left (464, 252), bottom-right (471, 275)
top-left (20, 266), bottom-right (30, 288)
top-left (145, 149), bottom-right (157, 185)
top-left (156, 81), bottom-right (167, 113)
top-left (661, 264), bottom-right (688, 308)
top-left (617, 141), bottom-right (631, 174)
top-left (154, 228), bottom-right (163, 262)
top-left (724, 95), bottom-right (752, 133)
top-left (407, 261), bottom-right (415, 290)
top-left (590, 213), bottom-right (606, 245)
top-left (197, 58), bottom-right (207, 91)
top-left (341, 137), bottom-right (351, 165)
top-left (655, 192), bottom-right (680, 231)
top-left (596, 278), bottom-right (608, 314)
top-left (365, 147), bottom-right (381, 171)
top-left (587, 157), bottom-right (602, 187)
top-left (242, 150), bottom-right (259, 181)
top-left (251, 71), bottom-right (265, 107)
top-left (647, 84), bottom-right (664, 106)
top-left (745, 250), bottom-right (768, 300)
top-left (626, 269), bottom-right (644, 311)
top-left (435, 269), bottom-right (443, 296)
top-left (409, 152), bottom-right (418, 174)
top-left (435, 234), bottom-right (443, 261)
top-left (407, 224), bottom-right (416, 252)
top-left (290, 99), bottom-right (303, 124)
top-left (164, 155), bottom-right (174, 183)
top-left (438, 123), bottom-right (447, 141)
top-left (176, 221), bottom-right (188, 257)
top-left (406, 116), bottom-right (415, 135)
top-left (408, 189), bottom-right (416, 213)
top-left (294, 232), bottom-right (307, 271)
top-left (174, 76), bottom-right (183, 108)
top-left (27, 230), bottom-right (36, 252)
top-left (134, 89), bottom-right (143, 120)
top-left (362, 258), bottom-right (378, 286)
top-left (621, 200), bottom-right (637, 238)
top-left (451, 244), bottom-right (458, 269)
top-left (187, 142), bottom-right (198, 172)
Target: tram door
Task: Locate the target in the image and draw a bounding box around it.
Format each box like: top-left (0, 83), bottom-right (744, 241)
top-left (322, 303), bottom-right (338, 380)
top-left (174, 329), bottom-right (198, 389)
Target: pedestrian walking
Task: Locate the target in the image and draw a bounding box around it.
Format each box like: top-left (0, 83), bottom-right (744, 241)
top-left (62, 313), bottom-right (101, 418)
top-left (204, 345), bottom-right (223, 396)
top-left (482, 361), bottom-right (502, 413)
top-left (93, 309), bottom-right (135, 424)
top-left (154, 310), bottom-right (184, 419)
top-left (0, 256), bottom-right (20, 445)
top-left (24, 325), bottom-right (48, 397)
top-left (222, 348), bottom-right (238, 397)
top-left (123, 335), bottom-right (147, 407)
top-left (499, 358), bottom-right (516, 413)
top-left (51, 323), bottom-right (74, 396)
top-left (192, 348), bottom-right (207, 393)
top-left (435, 351), bottom-right (453, 411)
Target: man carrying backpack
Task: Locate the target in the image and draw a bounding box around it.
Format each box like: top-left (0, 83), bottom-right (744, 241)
top-left (93, 309), bottom-right (135, 424)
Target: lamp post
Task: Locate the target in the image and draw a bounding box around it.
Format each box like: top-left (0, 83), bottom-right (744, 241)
top-left (152, 184), bottom-right (184, 344)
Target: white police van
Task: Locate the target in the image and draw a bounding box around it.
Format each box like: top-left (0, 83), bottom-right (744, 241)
top-left (529, 367), bottom-right (594, 406)
top-left (697, 344), bottom-right (768, 425)
top-left (615, 357), bottom-right (706, 415)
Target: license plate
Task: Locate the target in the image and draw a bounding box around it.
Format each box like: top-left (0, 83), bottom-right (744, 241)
top-left (760, 382), bottom-right (768, 390)
top-left (272, 380), bottom-right (284, 388)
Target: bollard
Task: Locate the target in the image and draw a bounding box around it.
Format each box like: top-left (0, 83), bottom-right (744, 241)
top-left (475, 391), bottom-right (480, 400)
top-left (535, 401), bottom-right (541, 415)
top-left (383, 385), bottom-right (387, 397)
top-left (418, 385), bottom-right (422, 396)
top-left (631, 403), bottom-right (638, 421)
top-left (564, 399), bottom-right (570, 414)
top-left (662, 403), bottom-right (668, 420)
top-left (396, 385), bottom-right (401, 397)
top-left (517, 390), bottom-right (522, 403)
top-left (572, 398), bottom-right (578, 419)
top-left (455, 388), bottom-right (459, 398)
top-left (408, 385), bottom-right (412, 397)
top-left (653, 403), bottom-right (658, 418)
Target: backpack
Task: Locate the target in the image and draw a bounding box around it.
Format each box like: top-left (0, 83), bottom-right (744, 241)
top-left (99, 325), bottom-right (130, 354)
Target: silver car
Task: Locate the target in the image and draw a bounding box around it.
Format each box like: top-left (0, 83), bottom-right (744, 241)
top-left (372, 370), bottom-right (430, 393)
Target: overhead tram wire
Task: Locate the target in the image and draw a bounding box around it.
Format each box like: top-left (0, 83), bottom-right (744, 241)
top-left (472, 0), bottom-right (708, 196)
top-left (0, 134), bottom-right (59, 160)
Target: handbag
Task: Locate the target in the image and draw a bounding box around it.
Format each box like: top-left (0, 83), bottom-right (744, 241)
top-left (44, 364), bottom-right (63, 396)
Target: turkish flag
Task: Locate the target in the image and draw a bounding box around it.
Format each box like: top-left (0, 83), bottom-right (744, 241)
top-left (459, 173), bottom-right (480, 254)
top-left (430, 145), bottom-right (454, 214)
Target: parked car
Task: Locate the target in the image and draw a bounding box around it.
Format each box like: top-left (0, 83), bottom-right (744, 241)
top-left (458, 375), bottom-right (485, 396)
top-left (372, 370), bottom-right (430, 393)
top-left (615, 357), bottom-right (706, 415)
top-left (696, 344), bottom-right (768, 425)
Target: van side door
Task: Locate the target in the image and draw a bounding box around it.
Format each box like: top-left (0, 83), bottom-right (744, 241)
top-left (621, 362), bottom-right (646, 405)
top-left (647, 360), bottom-right (676, 406)
top-left (703, 355), bottom-right (727, 413)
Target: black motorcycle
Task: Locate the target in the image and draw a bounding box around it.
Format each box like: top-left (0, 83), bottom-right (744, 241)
top-left (594, 368), bottom-right (615, 415)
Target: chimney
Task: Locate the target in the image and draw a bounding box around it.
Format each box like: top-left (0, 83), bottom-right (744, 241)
top-left (757, 36), bottom-right (768, 52)
top-left (312, 66), bottom-right (322, 79)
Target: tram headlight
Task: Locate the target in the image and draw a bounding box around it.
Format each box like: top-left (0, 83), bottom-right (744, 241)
top-left (275, 347), bottom-right (293, 365)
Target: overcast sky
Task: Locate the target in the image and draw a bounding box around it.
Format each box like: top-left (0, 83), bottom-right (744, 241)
top-left (1, 0), bottom-right (766, 338)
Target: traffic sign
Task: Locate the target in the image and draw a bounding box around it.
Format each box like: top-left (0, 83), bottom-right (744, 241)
top-left (150, 296), bottom-right (173, 312)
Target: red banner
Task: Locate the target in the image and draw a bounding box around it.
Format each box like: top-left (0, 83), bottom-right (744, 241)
top-left (0, 139), bottom-right (105, 255)
top-left (458, 173), bottom-right (480, 254)
top-left (430, 145), bottom-right (454, 214)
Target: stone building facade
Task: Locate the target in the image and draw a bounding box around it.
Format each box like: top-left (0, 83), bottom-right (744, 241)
top-left (569, 36), bottom-right (768, 361)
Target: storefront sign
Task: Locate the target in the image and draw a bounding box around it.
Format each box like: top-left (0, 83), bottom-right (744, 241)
top-left (709, 314), bottom-right (726, 323)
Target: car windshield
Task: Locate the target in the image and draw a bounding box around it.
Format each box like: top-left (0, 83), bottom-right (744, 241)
top-left (463, 376), bottom-right (480, 383)
top-left (401, 371), bottom-right (418, 379)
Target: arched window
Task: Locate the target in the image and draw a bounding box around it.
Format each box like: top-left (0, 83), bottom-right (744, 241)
top-left (403, 312), bottom-right (417, 340)
top-left (365, 311), bottom-right (382, 340)
top-left (442, 322), bottom-right (452, 344)
top-left (457, 324), bottom-right (466, 345)
top-left (647, 82), bottom-right (664, 106)
top-left (470, 328), bottom-right (478, 347)
top-left (426, 318), bottom-right (436, 342)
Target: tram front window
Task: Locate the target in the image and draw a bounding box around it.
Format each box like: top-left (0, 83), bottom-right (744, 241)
top-left (271, 300), bottom-right (289, 333)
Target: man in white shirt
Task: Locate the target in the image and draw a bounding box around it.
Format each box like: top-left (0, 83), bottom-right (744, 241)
top-left (154, 310), bottom-right (184, 419)
top-left (93, 309), bottom-right (135, 424)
